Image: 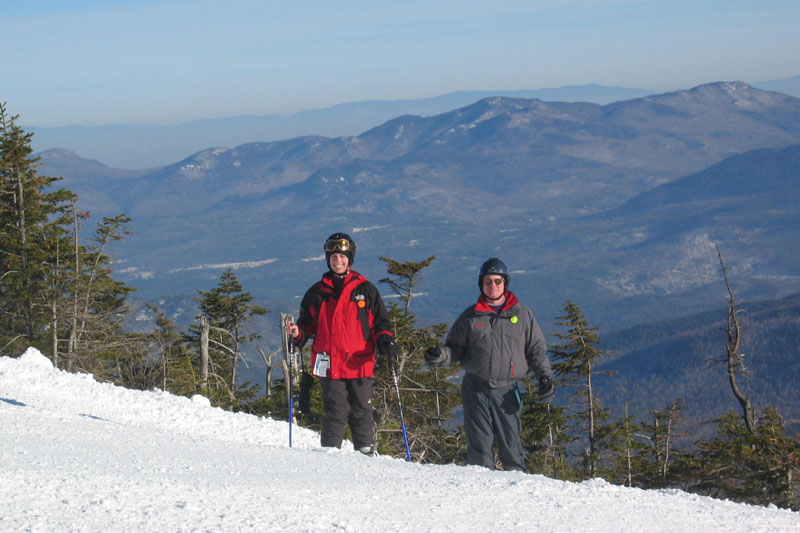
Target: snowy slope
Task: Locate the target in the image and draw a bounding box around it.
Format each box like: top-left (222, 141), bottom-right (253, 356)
top-left (1, 348), bottom-right (798, 532)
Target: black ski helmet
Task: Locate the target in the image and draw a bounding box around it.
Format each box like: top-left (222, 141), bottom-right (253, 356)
top-left (478, 257), bottom-right (509, 289)
top-left (324, 232), bottom-right (356, 267)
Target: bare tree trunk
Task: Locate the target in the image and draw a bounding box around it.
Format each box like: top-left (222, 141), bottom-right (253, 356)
top-left (230, 331), bottom-right (241, 390)
top-left (717, 246), bottom-right (755, 433)
top-left (67, 204), bottom-right (80, 370)
top-left (51, 299), bottom-right (59, 367)
top-left (160, 346), bottom-right (167, 391)
top-left (200, 317), bottom-right (209, 391)
top-left (76, 221), bottom-right (114, 345)
top-left (625, 403), bottom-right (633, 487)
top-left (662, 412), bottom-right (673, 481)
top-left (13, 163), bottom-right (35, 342)
top-left (50, 237), bottom-right (61, 367)
top-left (257, 346), bottom-right (278, 397)
top-left (653, 415), bottom-right (663, 473)
top-left (586, 360), bottom-right (597, 478)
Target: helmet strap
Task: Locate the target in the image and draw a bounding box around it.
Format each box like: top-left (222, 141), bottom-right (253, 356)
top-left (482, 289), bottom-right (506, 303)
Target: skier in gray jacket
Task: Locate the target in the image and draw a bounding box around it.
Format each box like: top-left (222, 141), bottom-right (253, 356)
top-left (425, 257), bottom-right (554, 472)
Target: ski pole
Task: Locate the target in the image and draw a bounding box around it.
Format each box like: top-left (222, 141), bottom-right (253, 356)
top-left (289, 395), bottom-right (294, 448)
top-left (280, 313), bottom-right (297, 448)
top-left (390, 359), bottom-right (412, 462)
top-left (433, 367), bottom-right (442, 425)
top-left (433, 367), bottom-right (444, 451)
top-left (287, 338), bottom-right (302, 448)
top-left (425, 331), bottom-right (444, 450)
top-left (547, 403), bottom-right (557, 479)
top-left (287, 325), bottom-right (295, 448)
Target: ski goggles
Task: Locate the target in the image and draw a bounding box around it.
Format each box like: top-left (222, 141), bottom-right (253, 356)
top-left (324, 238), bottom-right (352, 253)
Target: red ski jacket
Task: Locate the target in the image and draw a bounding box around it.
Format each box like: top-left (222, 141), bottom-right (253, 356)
top-left (295, 270), bottom-right (393, 379)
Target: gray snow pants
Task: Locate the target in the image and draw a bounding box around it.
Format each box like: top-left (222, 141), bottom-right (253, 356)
top-left (319, 376), bottom-right (375, 449)
top-left (461, 372), bottom-right (526, 472)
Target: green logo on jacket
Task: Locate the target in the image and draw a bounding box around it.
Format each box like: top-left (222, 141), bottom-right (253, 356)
top-left (510, 316), bottom-right (518, 324)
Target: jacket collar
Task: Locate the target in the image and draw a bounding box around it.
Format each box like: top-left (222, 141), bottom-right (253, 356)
top-left (322, 269), bottom-right (360, 283)
top-left (474, 291), bottom-right (519, 313)
top-left (319, 270), bottom-right (362, 293)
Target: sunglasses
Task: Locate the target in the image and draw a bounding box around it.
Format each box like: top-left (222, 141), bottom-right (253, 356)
top-left (324, 238), bottom-right (351, 252)
top-left (483, 278), bottom-right (505, 286)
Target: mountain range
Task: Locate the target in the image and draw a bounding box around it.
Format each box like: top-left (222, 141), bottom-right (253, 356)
top-left (28, 83), bottom-right (654, 169)
top-left (37, 81), bottom-right (800, 333)
top-left (34, 79), bottom-right (800, 437)
top-left (27, 75), bottom-right (800, 170)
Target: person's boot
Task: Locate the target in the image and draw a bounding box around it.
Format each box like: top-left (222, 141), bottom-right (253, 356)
top-left (357, 445), bottom-right (377, 457)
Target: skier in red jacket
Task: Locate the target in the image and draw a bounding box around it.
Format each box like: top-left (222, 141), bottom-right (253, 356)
top-left (286, 233), bottom-right (397, 454)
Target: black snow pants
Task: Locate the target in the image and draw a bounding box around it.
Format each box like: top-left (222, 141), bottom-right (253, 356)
top-left (319, 376), bottom-right (375, 450)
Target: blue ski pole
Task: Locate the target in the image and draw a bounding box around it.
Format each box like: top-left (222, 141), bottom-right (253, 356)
top-left (390, 360), bottom-right (412, 462)
top-left (289, 396), bottom-right (294, 448)
top-left (281, 313), bottom-right (299, 448)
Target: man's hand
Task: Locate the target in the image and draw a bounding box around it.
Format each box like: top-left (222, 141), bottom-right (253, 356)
top-left (537, 376), bottom-right (555, 403)
top-left (425, 346), bottom-right (446, 366)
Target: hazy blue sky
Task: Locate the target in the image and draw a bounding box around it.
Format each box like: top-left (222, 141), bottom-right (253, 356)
top-left (3, 0), bottom-right (799, 126)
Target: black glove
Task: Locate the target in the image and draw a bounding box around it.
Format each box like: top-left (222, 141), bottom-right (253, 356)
top-left (537, 376), bottom-right (555, 403)
top-left (377, 334), bottom-right (399, 370)
top-left (425, 346), bottom-right (445, 366)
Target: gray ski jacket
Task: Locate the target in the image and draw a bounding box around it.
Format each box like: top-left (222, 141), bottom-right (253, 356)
top-left (439, 291), bottom-right (551, 388)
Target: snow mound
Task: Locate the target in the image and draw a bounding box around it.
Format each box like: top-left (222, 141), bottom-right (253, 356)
top-left (19, 346), bottom-right (53, 369)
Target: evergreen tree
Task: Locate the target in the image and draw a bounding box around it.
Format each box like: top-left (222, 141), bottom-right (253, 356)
top-left (378, 255), bottom-right (435, 315)
top-left (521, 390), bottom-right (571, 478)
top-left (61, 213), bottom-right (136, 377)
top-left (595, 403), bottom-right (646, 486)
top-left (637, 399), bottom-right (687, 487)
top-left (374, 256), bottom-right (463, 463)
top-left (0, 101), bottom-right (75, 355)
top-left (189, 268), bottom-right (268, 407)
top-left (147, 303), bottom-right (199, 396)
top-left (1, 102), bottom-right (136, 379)
top-left (599, 399), bottom-right (688, 488)
top-left (550, 300), bottom-right (610, 479)
top-left (688, 408), bottom-right (800, 510)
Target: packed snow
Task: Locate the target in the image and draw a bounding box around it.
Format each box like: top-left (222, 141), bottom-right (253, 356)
top-left (2, 348), bottom-right (798, 532)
